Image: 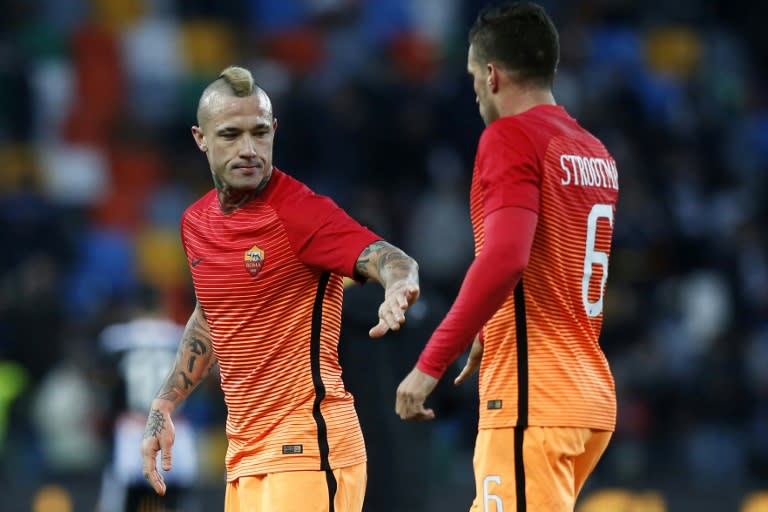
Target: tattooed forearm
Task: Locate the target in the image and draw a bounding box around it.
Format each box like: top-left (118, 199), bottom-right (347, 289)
top-left (184, 335), bottom-right (208, 373)
top-left (355, 241), bottom-right (418, 289)
top-left (155, 304), bottom-right (217, 407)
top-left (143, 409), bottom-right (165, 439)
top-left (354, 241), bottom-right (385, 277)
top-left (377, 250), bottom-right (418, 287)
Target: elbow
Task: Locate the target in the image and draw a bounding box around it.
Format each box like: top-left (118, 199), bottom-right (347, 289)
top-left (482, 244), bottom-right (528, 285)
top-left (500, 258), bottom-right (527, 285)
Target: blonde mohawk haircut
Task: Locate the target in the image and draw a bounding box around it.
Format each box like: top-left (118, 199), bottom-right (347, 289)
top-left (217, 66), bottom-right (255, 97)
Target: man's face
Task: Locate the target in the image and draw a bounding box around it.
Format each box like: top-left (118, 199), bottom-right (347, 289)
top-left (467, 44), bottom-right (499, 125)
top-left (192, 91), bottom-right (277, 191)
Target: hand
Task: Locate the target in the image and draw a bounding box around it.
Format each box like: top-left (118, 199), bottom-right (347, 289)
top-left (396, 367), bottom-right (438, 421)
top-left (454, 337), bottom-right (483, 385)
top-left (369, 281), bottom-right (420, 338)
top-left (141, 404), bottom-right (176, 496)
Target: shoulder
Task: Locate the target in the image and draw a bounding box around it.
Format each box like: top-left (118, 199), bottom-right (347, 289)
top-left (481, 116), bottom-right (527, 140)
top-left (267, 168), bottom-right (342, 218)
top-left (479, 117), bottom-right (535, 154)
top-left (182, 189), bottom-right (217, 224)
top-left (477, 117), bottom-right (539, 169)
top-left (265, 168), bottom-right (313, 202)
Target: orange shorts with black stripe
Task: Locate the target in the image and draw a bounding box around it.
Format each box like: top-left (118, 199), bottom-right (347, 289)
top-left (469, 427), bottom-right (611, 512)
top-left (224, 461), bottom-right (366, 512)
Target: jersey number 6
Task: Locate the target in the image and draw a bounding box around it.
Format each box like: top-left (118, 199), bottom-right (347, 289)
top-left (582, 203), bottom-right (613, 318)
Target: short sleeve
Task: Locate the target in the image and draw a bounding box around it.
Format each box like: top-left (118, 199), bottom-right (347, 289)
top-left (281, 192), bottom-right (381, 278)
top-left (476, 120), bottom-right (541, 215)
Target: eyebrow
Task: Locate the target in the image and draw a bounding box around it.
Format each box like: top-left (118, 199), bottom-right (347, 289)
top-left (216, 122), bottom-right (271, 135)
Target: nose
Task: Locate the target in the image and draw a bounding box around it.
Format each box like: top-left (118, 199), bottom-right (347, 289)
top-left (239, 136), bottom-right (257, 157)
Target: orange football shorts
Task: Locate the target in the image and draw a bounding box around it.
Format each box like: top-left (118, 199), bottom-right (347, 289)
top-left (469, 426), bottom-right (612, 512)
top-left (224, 461), bottom-right (366, 512)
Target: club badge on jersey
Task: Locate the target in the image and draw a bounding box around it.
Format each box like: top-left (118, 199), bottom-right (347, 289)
top-left (244, 245), bottom-right (265, 278)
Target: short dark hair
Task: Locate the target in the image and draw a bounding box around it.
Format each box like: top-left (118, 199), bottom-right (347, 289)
top-left (469, 1), bottom-right (560, 87)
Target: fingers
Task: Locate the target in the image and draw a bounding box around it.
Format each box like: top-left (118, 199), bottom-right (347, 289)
top-left (383, 305), bottom-right (406, 331)
top-left (455, 339), bottom-right (483, 385)
top-left (418, 408), bottom-right (435, 421)
top-left (395, 368), bottom-right (439, 421)
top-left (160, 438), bottom-right (173, 472)
top-left (368, 319), bottom-right (389, 339)
top-left (395, 394), bottom-right (436, 421)
top-left (141, 440), bottom-right (167, 496)
top-left (371, 283), bottom-right (420, 339)
top-left (144, 467), bottom-right (167, 496)
top-left (404, 285), bottom-right (420, 304)
top-left (370, 303), bottom-right (405, 338)
top-left (397, 285), bottom-right (419, 309)
top-left (454, 362), bottom-right (473, 385)
top-left (454, 354), bottom-right (481, 385)
top-left (401, 405), bottom-right (435, 421)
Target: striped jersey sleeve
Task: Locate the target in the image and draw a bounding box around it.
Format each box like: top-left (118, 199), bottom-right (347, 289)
top-left (181, 169), bottom-right (379, 479)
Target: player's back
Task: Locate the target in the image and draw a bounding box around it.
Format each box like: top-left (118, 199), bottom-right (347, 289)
top-left (474, 105), bottom-right (618, 431)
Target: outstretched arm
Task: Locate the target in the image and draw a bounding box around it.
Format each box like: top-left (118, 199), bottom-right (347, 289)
top-left (141, 303), bottom-right (217, 495)
top-left (355, 240), bottom-right (420, 338)
top-left (396, 206), bottom-right (537, 421)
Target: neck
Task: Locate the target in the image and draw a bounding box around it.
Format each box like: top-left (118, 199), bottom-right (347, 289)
top-left (215, 168), bottom-right (272, 214)
top-left (495, 86), bottom-right (556, 118)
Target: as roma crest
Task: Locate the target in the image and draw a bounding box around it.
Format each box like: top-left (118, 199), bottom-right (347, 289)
top-left (244, 245), bottom-right (265, 278)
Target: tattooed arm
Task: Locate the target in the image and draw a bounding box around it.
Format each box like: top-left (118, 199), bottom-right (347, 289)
top-left (355, 240), bottom-right (420, 338)
top-left (141, 302), bottom-right (216, 496)
top-left (154, 302), bottom-right (216, 407)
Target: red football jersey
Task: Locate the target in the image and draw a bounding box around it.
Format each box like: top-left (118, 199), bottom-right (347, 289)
top-left (181, 169), bottom-right (380, 479)
top-left (471, 105), bottom-right (618, 431)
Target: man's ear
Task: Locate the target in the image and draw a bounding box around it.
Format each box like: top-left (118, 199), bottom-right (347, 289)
top-left (272, 117), bottom-right (278, 133)
top-left (487, 63), bottom-right (500, 93)
top-left (191, 126), bottom-right (207, 152)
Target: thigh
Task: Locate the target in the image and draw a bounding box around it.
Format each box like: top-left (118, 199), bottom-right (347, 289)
top-left (224, 463), bottom-right (366, 512)
top-left (225, 478), bottom-right (248, 512)
top-left (471, 427), bottom-right (603, 512)
top-left (573, 431), bottom-right (612, 497)
top-left (333, 461), bottom-right (367, 512)
top-left (470, 427), bottom-right (519, 512)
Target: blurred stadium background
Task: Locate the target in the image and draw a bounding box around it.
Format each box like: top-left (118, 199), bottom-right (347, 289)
top-left (1, 0), bottom-right (767, 510)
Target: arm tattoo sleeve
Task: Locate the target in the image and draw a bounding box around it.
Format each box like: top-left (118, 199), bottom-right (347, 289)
top-left (155, 305), bottom-right (217, 406)
top-left (355, 240), bottom-right (388, 279)
top-left (355, 241), bottom-right (419, 289)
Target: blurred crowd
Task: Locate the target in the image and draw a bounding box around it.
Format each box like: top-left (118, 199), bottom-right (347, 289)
top-left (0, 0), bottom-right (767, 510)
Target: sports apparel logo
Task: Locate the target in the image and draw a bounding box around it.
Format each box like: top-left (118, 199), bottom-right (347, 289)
top-left (244, 245), bottom-right (265, 277)
top-left (282, 444), bottom-right (303, 454)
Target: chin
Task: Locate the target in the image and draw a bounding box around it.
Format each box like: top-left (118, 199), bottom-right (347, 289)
top-left (235, 179), bottom-right (265, 190)
top-left (230, 168), bottom-right (265, 182)
top-left (237, 172), bottom-right (272, 191)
